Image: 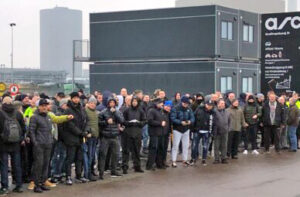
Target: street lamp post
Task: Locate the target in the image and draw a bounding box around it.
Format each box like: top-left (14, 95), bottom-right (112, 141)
top-left (10, 23), bottom-right (16, 84)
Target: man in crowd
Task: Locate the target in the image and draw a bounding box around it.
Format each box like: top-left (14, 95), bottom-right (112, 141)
top-left (141, 95), bottom-right (150, 155)
top-left (85, 97), bottom-right (99, 181)
top-left (262, 93), bottom-right (284, 153)
top-left (146, 98), bottom-right (166, 171)
top-left (161, 101), bottom-right (172, 168)
top-left (170, 96), bottom-right (195, 167)
top-left (256, 93), bottom-right (265, 148)
top-left (63, 92), bottom-right (89, 185)
top-left (50, 98), bottom-right (69, 183)
top-left (98, 97), bottom-right (124, 179)
top-left (243, 95), bottom-right (261, 155)
top-left (278, 96), bottom-right (289, 150)
top-left (0, 96), bottom-right (26, 195)
top-left (213, 99), bottom-right (231, 164)
top-left (227, 99), bottom-right (247, 159)
top-left (190, 100), bottom-right (214, 166)
top-left (122, 96), bottom-right (146, 174)
top-left (29, 99), bottom-right (54, 193)
top-left (287, 97), bottom-right (299, 152)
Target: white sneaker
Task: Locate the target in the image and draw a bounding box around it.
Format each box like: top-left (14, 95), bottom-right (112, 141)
top-left (243, 150), bottom-right (248, 155)
top-left (252, 150), bottom-right (260, 155)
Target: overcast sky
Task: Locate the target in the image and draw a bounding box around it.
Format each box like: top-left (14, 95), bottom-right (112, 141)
top-left (0, 0), bottom-right (175, 69)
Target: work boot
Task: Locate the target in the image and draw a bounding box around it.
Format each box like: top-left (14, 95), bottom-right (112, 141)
top-left (89, 175), bottom-right (98, 182)
top-left (134, 167), bottom-right (144, 173)
top-left (27, 181), bottom-right (35, 190)
top-left (33, 186), bottom-right (43, 193)
top-left (44, 180), bottom-right (56, 187)
top-left (221, 159), bottom-right (229, 164)
top-left (12, 186), bottom-right (23, 193)
top-left (40, 185), bottom-right (50, 191)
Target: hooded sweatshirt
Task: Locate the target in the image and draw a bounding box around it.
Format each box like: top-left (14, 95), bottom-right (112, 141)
top-left (123, 97), bottom-right (146, 137)
top-left (99, 97), bottom-right (124, 138)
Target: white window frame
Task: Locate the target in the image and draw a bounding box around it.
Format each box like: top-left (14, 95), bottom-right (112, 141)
top-left (221, 76), bottom-right (233, 93)
top-left (243, 24), bottom-right (254, 43)
top-left (221, 21), bottom-right (233, 41)
top-left (242, 77), bottom-right (253, 93)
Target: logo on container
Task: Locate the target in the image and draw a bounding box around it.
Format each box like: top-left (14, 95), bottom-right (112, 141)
top-left (265, 16), bottom-right (300, 30)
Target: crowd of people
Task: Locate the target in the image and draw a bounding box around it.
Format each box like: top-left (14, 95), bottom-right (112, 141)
top-left (0, 88), bottom-right (299, 195)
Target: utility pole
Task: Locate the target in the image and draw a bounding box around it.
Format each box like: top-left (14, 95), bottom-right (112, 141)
top-left (10, 23), bottom-right (16, 84)
top-left (72, 40), bottom-right (75, 91)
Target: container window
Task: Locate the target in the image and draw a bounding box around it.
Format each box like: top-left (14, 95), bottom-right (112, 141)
top-left (242, 77), bottom-right (253, 93)
top-left (221, 21), bottom-right (233, 41)
top-left (221, 76), bottom-right (233, 93)
top-left (221, 21), bottom-right (227, 39)
top-left (243, 24), bottom-right (254, 43)
top-left (249, 25), bottom-right (254, 43)
top-left (228, 22), bottom-right (233, 40)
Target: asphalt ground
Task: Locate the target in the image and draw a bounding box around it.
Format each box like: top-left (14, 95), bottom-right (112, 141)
top-left (7, 148), bottom-right (300, 197)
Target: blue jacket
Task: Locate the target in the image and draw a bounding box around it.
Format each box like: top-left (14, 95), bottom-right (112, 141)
top-left (170, 103), bottom-right (195, 133)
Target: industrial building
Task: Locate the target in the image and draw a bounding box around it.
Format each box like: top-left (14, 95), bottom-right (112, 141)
top-left (0, 68), bottom-right (67, 84)
top-left (40, 7), bottom-right (83, 76)
top-left (89, 5), bottom-right (260, 96)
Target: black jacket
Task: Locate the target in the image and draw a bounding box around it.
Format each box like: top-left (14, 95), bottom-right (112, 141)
top-left (194, 106), bottom-right (214, 132)
top-left (0, 104), bottom-right (26, 152)
top-left (63, 101), bottom-right (87, 146)
top-left (57, 107), bottom-right (67, 143)
top-left (262, 102), bottom-right (284, 127)
top-left (162, 110), bottom-right (171, 136)
top-left (123, 105), bottom-right (146, 137)
top-left (99, 107), bottom-right (124, 138)
top-left (29, 110), bottom-right (53, 147)
top-left (140, 101), bottom-right (150, 115)
top-left (147, 106), bottom-right (164, 136)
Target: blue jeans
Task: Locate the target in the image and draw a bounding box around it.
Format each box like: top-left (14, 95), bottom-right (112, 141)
top-left (87, 137), bottom-right (98, 177)
top-left (51, 141), bottom-right (66, 177)
top-left (288, 126), bottom-right (297, 151)
top-left (142, 125), bottom-right (149, 150)
top-left (191, 132), bottom-right (209, 160)
top-left (0, 151), bottom-right (22, 188)
top-left (82, 142), bottom-right (89, 179)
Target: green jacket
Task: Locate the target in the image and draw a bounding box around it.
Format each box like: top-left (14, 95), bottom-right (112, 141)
top-left (48, 111), bottom-right (69, 140)
top-left (243, 103), bottom-right (261, 125)
top-left (24, 106), bottom-right (36, 119)
top-left (85, 107), bottom-right (99, 138)
top-left (226, 106), bottom-right (247, 132)
top-left (286, 100), bottom-right (300, 109)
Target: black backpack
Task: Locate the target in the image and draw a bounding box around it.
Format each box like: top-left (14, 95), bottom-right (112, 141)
top-left (0, 110), bottom-right (22, 143)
